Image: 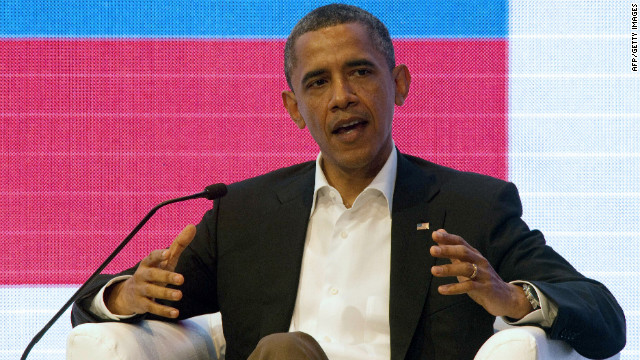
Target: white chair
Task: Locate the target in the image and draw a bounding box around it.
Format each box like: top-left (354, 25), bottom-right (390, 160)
top-left (66, 314), bottom-right (619, 360)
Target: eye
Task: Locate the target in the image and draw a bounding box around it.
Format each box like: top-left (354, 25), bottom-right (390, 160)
top-left (353, 68), bottom-right (371, 77)
top-left (306, 78), bottom-right (327, 89)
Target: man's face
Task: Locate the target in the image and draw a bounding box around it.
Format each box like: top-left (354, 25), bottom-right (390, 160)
top-left (282, 22), bottom-right (410, 179)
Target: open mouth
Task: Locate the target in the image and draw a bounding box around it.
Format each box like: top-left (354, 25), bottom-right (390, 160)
top-left (332, 119), bottom-right (368, 134)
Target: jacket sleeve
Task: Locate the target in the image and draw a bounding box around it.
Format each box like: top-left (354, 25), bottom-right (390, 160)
top-left (485, 181), bottom-right (626, 359)
top-left (70, 269), bottom-right (144, 327)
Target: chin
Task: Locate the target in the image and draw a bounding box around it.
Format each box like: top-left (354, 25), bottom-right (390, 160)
top-left (336, 152), bottom-right (379, 172)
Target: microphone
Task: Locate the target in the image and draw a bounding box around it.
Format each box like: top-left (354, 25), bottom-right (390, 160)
top-left (20, 183), bottom-right (228, 360)
top-left (202, 183), bottom-right (228, 200)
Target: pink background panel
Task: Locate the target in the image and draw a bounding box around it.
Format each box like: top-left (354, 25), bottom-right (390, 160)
top-left (0, 39), bottom-right (507, 284)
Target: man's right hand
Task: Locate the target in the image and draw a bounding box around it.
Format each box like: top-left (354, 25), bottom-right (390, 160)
top-left (104, 224), bottom-right (197, 318)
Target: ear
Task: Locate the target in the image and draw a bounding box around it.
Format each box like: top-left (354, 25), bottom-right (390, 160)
top-left (282, 90), bottom-right (306, 129)
top-left (391, 64), bottom-right (411, 106)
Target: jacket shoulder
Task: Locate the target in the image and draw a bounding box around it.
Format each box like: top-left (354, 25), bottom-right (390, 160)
top-left (402, 154), bottom-right (510, 192)
top-left (215, 161), bottom-right (315, 213)
top-left (228, 161), bottom-right (315, 192)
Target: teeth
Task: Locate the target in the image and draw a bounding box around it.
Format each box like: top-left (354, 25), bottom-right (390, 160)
top-left (339, 120), bottom-right (360, 128)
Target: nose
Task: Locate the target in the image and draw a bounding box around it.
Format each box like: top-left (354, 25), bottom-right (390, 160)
top-left (328, 78), bottom-right (358, 111)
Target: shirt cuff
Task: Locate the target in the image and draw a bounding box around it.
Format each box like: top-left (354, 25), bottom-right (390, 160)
top-left (89, 275), bottom-right (137, 321)
top-left (502, 280), bottom-right (558, 328)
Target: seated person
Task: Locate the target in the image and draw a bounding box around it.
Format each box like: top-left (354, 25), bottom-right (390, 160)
top-left (72, 4), bottom-right (626, 360)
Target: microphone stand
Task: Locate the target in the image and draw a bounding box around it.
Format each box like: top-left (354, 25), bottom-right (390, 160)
top-left (20, 183), bottom-right (227, 360)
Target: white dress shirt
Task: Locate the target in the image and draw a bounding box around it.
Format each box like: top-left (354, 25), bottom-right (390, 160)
top-left (288, 148), bottom-right (398, 360)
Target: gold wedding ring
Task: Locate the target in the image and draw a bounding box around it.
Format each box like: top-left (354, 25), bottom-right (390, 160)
top-left (470, 263), bottom-right (478, 280)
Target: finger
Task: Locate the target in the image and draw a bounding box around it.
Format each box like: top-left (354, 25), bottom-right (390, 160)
top-left (136, 266), bottom-right (184, 286)
top-left (135, 281), bottom-right (183, 302)
top-left (165, 224), bottom-right (197, 270)
top-left (140, 249), bottom-right (170, 268)
top-left (107, 278), bottom-right (180, 317)
top-left (430, 244), bottom-right (475, 263)
top-left (432, 261), bottom-right (479, 278)
top-left (437, 280), bottom-right (476, 295)
top-left (137, 296), bottom-right (181, 319)
top-left (432, 229), bottom-right (465, 246)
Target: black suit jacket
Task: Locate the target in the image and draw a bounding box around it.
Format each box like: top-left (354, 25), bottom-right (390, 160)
top-left (72, 152), bottom-right (625, 360)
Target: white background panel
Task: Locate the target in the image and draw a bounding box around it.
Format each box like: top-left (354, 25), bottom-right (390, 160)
top-left (509, 37), bottom-right (631, 77)
top-left (545, 233), bottom-right (640, 272)
top-left (509, 154), bottom-right (640, 192)
top-left (518, 193), bottom-right (639, 232)
top-left (509, 37), bottom-right (630, 74)
top-left (509, 1), bottom-right (639, 358)
top-left (509, 1), bottom-right (628, 35)
top-left (1, 287), bottom-right (76, 360)
top-left (509, 77), bottom-right (639, 113)
top-left (508, 116), bottom-right (639, 154)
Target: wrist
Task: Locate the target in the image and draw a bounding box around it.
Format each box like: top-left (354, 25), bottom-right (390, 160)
top-left (506, 283), bottom-right (535, 320)
top-left (104, 280), bottom-right (135, 316)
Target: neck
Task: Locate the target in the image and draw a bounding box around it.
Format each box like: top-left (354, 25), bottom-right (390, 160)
top-left (321, 147), bottom-right (392, 207)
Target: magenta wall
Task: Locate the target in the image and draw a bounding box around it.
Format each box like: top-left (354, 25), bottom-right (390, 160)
top-left (1, 39), bottom-right (507, 284)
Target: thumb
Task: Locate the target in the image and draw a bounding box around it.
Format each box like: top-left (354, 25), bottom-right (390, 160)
top-left (165, 224), bottom-right (196, 270)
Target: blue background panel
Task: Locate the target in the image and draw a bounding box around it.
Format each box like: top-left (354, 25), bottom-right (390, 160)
top-left (0, 0), bottom-right (507, 38)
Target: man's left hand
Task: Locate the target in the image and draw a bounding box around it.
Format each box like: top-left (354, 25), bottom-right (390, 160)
top-left (430, 229), bottom-right (533, 319)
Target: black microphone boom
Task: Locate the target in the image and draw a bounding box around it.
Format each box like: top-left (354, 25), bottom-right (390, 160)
top-left (20, 183), bottom-right (227, 360)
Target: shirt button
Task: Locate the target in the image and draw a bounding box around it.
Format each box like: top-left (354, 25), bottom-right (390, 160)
top-left (330, 191), bottom-right (336, 198)
top-left (340, 231), bottom-right (348, 239)
top-left (323, 336), bottom-right (332, 343)
top-left (330, 288), bottom-right (339, 295)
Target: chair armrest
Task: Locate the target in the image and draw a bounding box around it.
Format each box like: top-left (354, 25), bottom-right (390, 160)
top-left (66, 313), bottom-right (225, 360)
top-left (475, 324), bottom-right (620, 360)
top-left (68, 314), bottom-right (621, 360)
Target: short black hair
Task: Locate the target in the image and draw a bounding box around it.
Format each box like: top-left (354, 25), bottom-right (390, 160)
top-left (284, 3), bottom-right (396, 90)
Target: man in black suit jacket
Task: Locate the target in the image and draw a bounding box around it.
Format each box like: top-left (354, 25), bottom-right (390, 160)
top-left (72, 4), bottom-right (626, 359)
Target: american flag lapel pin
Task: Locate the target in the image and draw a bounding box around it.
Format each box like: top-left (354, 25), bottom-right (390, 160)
top-left (416, 222), bottom-right (429, 230)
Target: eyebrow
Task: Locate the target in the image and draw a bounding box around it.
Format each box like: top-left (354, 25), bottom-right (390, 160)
top-left (299, 59), bottom-right (378, 87)
top-left (301, 68), bottom-right (327, 87)
top-left (345, 59), bottom-right (376, 69)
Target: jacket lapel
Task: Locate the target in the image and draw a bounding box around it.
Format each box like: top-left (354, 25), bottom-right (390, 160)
top-left (390, 154), bottom-right (444, 360)
top-left (258, 164), bottom-right (315, 337)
